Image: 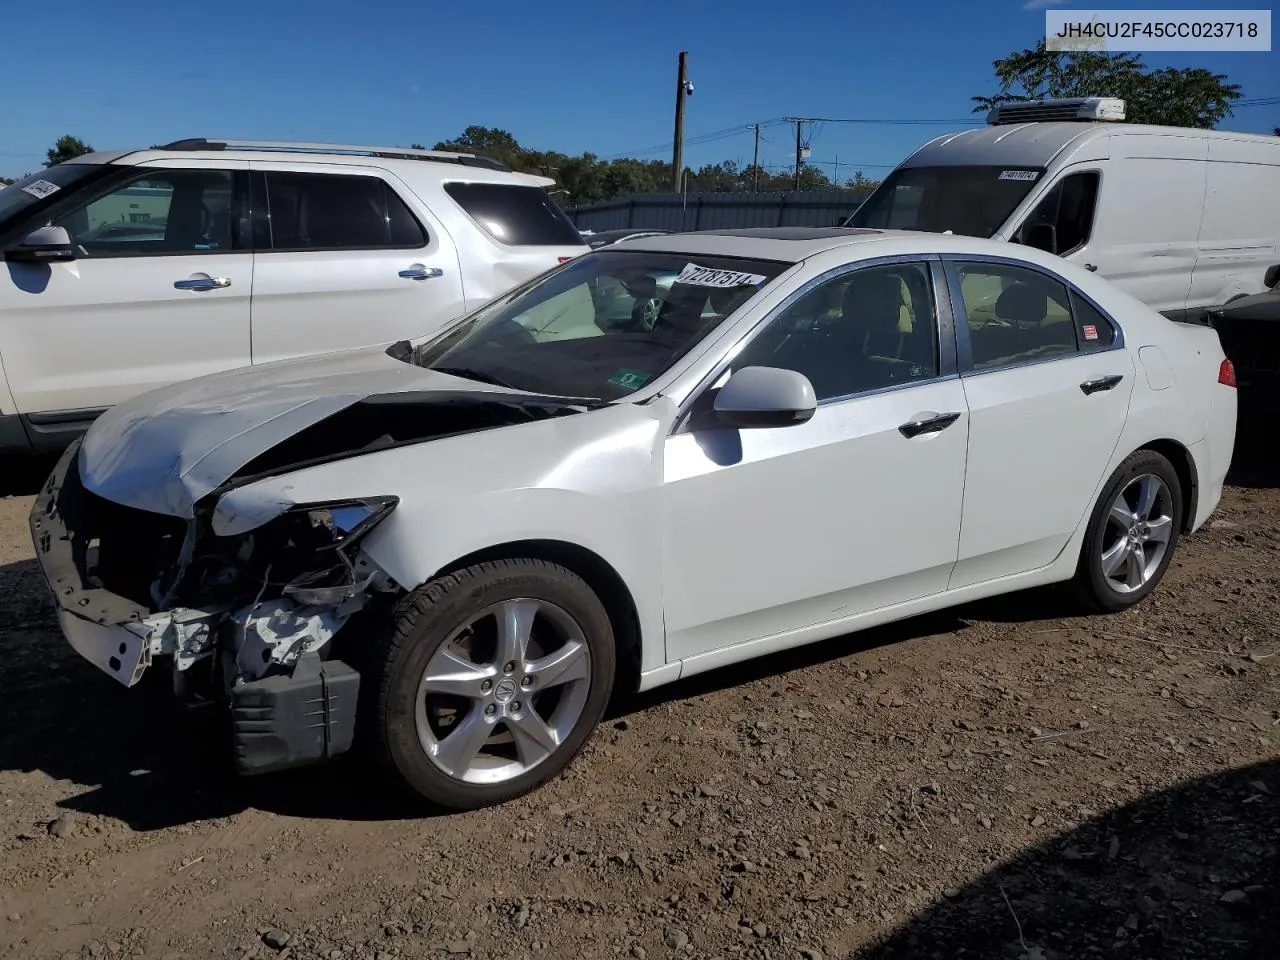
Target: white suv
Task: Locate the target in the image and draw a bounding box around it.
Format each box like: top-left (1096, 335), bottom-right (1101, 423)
top-left (0, 138), bottom-right (588, 454)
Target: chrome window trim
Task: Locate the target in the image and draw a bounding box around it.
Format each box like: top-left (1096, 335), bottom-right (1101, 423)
top-left (671, 253), bottom-right (959, 436)
top-left (940, 253), bottom-right (1126, 379)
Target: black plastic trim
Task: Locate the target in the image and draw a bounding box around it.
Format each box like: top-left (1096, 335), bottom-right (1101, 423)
top-left (0, 412), bottom-right (32, 453)
top-left (28, 439), bottom-right (154, 626)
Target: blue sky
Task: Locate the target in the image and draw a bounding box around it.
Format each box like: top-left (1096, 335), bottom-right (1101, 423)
top-left (2, 0), bottom-right (1276, 183)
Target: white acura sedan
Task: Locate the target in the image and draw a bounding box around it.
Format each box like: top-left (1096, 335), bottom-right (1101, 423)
top-left (30, 227), bottom-right (1237, 810)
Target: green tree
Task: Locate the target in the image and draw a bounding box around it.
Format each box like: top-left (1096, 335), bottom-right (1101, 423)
top-left (0, 176), bottom-right (13, 186)
top-left (973, 40), bottom-right (1241, 128)
top-left (45, 135), bottom-right (94, 167)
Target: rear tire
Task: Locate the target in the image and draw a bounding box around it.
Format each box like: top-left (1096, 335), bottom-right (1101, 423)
top-left (1073, 449), bottom-right (1183, 612)
top-left (366, 559), bottom-right (615, 810)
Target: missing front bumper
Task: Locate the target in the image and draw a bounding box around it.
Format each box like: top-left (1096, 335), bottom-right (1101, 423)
top-left (29, 439), bottom-right (364, 773)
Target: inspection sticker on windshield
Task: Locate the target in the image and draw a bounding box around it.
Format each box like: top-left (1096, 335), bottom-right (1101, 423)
top-left (608, 368), bottom-right (650, 391)
top-left (1082, 324), bottom-right (1099, 341)
top-left (676, 262), bottom-right (767, 288)
top-left (998, 170), bottom-right (1039, 182)
top-left (21, 179), bottom-right (61, 199)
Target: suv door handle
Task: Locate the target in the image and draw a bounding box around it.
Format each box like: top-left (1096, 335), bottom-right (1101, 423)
top-left (399, 265), bottom-right (444, 281)
top-left (174, 276), bottom-right (231, 291)
top-left (1084, 264), bottom-right (1098, 272)
top-left (1080, 375), bottom-right (1123, 395)
top-left (898, 411), bottom-right (962, 438)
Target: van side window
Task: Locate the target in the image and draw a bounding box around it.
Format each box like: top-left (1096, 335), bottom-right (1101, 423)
top-left (1070, 289), bottom-right (1118, 351)
top-left (1016, 171), bottom-right (1100, 256)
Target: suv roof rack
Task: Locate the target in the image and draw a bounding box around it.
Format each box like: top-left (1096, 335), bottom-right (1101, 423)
top-left (986, 97), bottom-right (1126, 126)
top-left (154, 138), bottom-right (513, 172)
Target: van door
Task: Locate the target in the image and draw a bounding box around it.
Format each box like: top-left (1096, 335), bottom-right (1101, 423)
top-left (1187, 136), bottom-right (1280, 318)
top-left (1083, 136), bottom-right (1208, 319)
top-left (1011, 167), bottom-right (1101, 262)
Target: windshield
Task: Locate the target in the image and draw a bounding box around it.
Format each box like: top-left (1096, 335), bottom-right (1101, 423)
top-left (846, 165), bottom-right (1045, 238)
top-left (0, 164), bottom-right (110, 238)
top-left (408, 249), bottom-right (790, 401)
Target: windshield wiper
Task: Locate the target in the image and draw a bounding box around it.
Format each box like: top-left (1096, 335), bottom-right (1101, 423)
top-left (433, 366), bottom-right (519, 389)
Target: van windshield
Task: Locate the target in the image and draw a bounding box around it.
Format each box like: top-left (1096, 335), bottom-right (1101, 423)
top-left (846, 165), bottom-right (1046, 238)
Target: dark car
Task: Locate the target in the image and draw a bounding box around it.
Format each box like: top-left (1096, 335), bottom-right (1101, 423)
top-left (1208, 264), bottom-right (1280, 416)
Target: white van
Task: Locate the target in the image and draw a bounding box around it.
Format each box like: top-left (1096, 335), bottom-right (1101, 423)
top-left (845, 98), bottom-right (1280, 323)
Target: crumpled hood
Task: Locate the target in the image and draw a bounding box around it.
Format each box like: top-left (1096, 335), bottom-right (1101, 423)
top-left (78, 346), bottom-right (537, 519)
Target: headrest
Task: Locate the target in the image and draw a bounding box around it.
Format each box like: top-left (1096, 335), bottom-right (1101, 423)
top-left (994, 282), bottom-right (1048, 325)
top-left (842, 272), bottom-right (902, 332)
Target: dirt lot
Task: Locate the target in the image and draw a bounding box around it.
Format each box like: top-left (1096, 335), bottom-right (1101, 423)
top-left (0, 450), bottom-right (1276, 960)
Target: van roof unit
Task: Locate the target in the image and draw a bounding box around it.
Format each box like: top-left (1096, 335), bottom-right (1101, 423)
top-left (986, 97), bottom-right (1127, 126)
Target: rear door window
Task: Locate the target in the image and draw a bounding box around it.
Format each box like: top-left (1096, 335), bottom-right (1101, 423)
top-left (263, 172), bottom-right (427, 250)
top-left (443, 182), bottom-right (582, 246)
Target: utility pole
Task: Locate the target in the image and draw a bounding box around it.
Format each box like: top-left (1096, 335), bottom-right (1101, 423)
top-left (793, 118), bottom-right (803, 190)
top-left (671, 51), bottom-right (689, 193)
top-left (833, 154), bottom-right (839, 187)
top-left (751, 123), bottom-right (761, 192)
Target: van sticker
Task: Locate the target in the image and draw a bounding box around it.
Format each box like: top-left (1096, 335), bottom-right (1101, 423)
top-left (998, 170), bottom-right (1040, 182)
top-left (607, 368), bottom-right (650, 391)
top-left (21, 179), bottom-right (61, 199)
top-left (676, 262), bottom-right (767, 288)
top-left (1082, 324), bottom-right (1099, 341)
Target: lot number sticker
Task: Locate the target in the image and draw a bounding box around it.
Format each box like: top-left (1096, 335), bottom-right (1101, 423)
top-left (997, 170), bottom-right (1040, 182)
top-left (676, 262), bottom-right (767, 288)
top-left (21, 179), bottom-right (62, 199)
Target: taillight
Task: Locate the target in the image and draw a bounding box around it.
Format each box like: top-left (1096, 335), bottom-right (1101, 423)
top-left (1218, 358), bottom-right (1236, 387)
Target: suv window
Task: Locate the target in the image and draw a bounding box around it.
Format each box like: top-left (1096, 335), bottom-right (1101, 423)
top-left (954, 261), bottom-right (1078, 369)
top-left (50, 169), bottom-right (241, 257)
top-left (264, 172), bottom-right (426, 250)
top-left (1014, 171), bottom-right (1100, 255)
top-left (443, 182), bottom-right (582, 246)
top-left (731, 261), bottom-right (940, 402)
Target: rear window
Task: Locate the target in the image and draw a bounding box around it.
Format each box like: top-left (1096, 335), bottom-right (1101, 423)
top-left (444, 182), bottom-right (583, 247)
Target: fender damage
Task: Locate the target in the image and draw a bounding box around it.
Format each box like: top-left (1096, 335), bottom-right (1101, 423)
top-left (30, 356), bottom-right (600, 774)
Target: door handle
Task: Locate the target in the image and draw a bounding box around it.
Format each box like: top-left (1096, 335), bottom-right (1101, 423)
top-left (1080, 375), bottom-right (1123, 395)
top-left (399, 265), bottom-right (444, 281)
top-left (174, 276), bottom-right (231, 291)
top-left (1084, 263), bottom-right (1098, 272)
top-left (898, 411), bottom-right (962, 438)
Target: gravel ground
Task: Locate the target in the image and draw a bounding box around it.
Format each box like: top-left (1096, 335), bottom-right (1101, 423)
top-left (0, 446), bottom-right (1276, 960)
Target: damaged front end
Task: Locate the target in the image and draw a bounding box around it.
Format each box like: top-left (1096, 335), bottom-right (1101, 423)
top-left (29, 440), bottom-right (399, 774)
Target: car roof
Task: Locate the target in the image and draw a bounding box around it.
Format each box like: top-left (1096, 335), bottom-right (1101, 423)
top-left (610, 226), bottom-right (1088, 270)
top-left (901, 120), bottom-right (1280, 169)
top-left (68, 143), bottom-right (555, 187)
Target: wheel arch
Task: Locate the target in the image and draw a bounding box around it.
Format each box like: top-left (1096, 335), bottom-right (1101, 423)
top-left (1138, 438), bottom-right (1199, 533)
top-left (433, 539), bottom-right (644, 694)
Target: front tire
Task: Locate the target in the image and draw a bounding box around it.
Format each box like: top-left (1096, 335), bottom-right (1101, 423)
top-left (1073, 449), bottom-right (1183, 612)
top-left (367, 559), bottom-right (615, 810)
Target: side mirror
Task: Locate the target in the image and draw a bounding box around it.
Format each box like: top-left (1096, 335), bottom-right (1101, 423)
top-left (713, 366), bottom-right (816, 429)
top-left (5, 225), bottom-right (76, 264)
top-left (1023, 223), bottom-right (1058, 255)
top-left (1265, 264), bottom-right (1279, 290)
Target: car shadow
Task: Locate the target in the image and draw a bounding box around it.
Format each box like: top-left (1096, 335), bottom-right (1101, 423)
top-left (857, 758), bottom-right (1279, 960)
top-left (1225, 414), bottom-right (1280, 490)
top-left (3, 547), bottom-right (1095, 829)
top-left (0, 454), bottom-right (57, 498)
